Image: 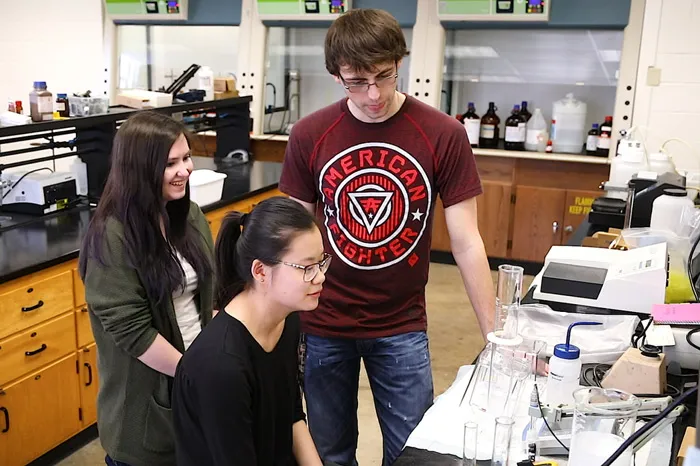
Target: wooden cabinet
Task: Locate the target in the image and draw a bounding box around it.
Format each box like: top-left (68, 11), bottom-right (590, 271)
top-left (205, 188), bottom-right (285, 241)
top-left (431, 181), bottom-right (513, 258)
top-left (511, 187), bottom-right (600, 262)
top-left (0, 354), bottom-right (81, 466)
top-left (78, 344), bottom-right (98, 428)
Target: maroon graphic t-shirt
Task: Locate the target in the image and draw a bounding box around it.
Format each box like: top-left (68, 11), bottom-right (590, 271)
top-left (279, 96), bottom-right (482, 338)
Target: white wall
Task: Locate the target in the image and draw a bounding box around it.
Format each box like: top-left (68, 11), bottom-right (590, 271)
top-left (0, 0), bottom-right (106, 174)
top-left (633, 0), bottom-right (700, 173)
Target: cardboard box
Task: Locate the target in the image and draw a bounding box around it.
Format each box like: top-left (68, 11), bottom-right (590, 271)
top-left (678, 427), bottom-right (696, 466)
top-left (116, 90), bottom-right (173, 109)
top-left (214, 90), bottom-right (240, 100)
top-left (214, 77), bottom-right (236, 93)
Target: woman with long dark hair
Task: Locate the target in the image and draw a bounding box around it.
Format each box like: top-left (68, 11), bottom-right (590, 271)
top-left (173, 196), bottom-right (328, 466)
top-left (79, 111), bottom-right (214, 466)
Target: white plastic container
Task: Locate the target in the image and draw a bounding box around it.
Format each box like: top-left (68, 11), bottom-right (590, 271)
top-left (198, 66), bottom-right (215, 101)
top-left (188, 169), bottom-right (227, 207)
top-left (650, 188), bottom-right (695, 236)
top-left (525, 108), bottom-right (548, 152)
top-left (70, 158), bottom-right (88, 196)
top-left (547, 322), bottom-right (601, 407)
top-left (551, 93), bottom-right (587, 154)
top-left (647, 151), bottom-right (676, 176)
top-left (607, 139), bottom-right (649, 200)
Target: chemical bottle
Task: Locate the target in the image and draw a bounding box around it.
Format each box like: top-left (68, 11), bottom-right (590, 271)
top-left (504, 105), bottom-right (526, 151)
top-left (56, 94), bottom-right (70, 118)
top-left (547, 322), bottom-right (602, 407)
top-left (15, 100), bottom-right (23, 115)
top-left (552, 93), bottom-right (587, 154)
top-left (479, 102), bottom-right (500, 149)
top-left (647, 151), bottom-right (676, 176)
top-left (597, 116), bottom-right (614, 156)
top-left (545, 139), bottom-right (553, 153)
top-left (29, 81), bottom-right (53, 122)
top-left (520, 100), bottom-right (532, 122)
top-left (650, 188), bottom-right (695, 236)
top-left (462, 102), bottom-right (480, 148)
top-left (586, 123), bottom-right (600, 155)
top-left (197, 66), bottom-right (215, 100)
top-left (525, 108), bottom-right (547, 152)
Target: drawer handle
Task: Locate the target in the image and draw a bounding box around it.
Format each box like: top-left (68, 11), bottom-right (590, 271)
top-left (84, 362), bottom-right (93, 386)
top-left (25, 344), bottom-right (47, 356)
top-left (0, 407), bottom-right (8, 433)
top-left (21, 300), bottom-right (44, 312)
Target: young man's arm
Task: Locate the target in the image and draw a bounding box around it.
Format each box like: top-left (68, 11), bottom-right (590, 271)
top-left (289, 196), bottom-right (316, 215)
top-left (444, 197), bottom-right (495, 339)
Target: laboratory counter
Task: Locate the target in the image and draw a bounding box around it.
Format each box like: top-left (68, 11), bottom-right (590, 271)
top-left (0, 157), bottom-right (283, 284)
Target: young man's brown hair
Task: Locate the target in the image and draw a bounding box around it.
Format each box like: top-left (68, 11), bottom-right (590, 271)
top-left (324, 8), bottom-right (410, 76)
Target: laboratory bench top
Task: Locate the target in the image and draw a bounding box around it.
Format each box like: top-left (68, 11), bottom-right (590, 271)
top-left (0, 157), bottom-right (282, 283)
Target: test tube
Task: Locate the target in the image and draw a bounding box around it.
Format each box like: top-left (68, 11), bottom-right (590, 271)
top-left (494, 265), bottom-right (524, 338)
top-left (462, 421), bottom-right (478, 466)
top-left (491, 416), bottom-right (514, 466)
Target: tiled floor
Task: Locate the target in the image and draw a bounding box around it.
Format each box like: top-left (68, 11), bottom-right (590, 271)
top-left (57, 264), bottom-right (530, 466)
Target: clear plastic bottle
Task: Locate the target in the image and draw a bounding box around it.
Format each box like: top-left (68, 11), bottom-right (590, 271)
top-left (650, 188), bottom-right (695, 236)
top-left (525, 108), bottom-right (547, 152)
top-left (29, 81), bottom-right (53, 122)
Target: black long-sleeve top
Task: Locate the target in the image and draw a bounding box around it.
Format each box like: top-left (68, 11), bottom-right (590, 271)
top-left (173, 311), bottom-right (305, 466)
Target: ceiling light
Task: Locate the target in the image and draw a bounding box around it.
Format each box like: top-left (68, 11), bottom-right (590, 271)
top-left (599, 50), bottom-right (621, 62)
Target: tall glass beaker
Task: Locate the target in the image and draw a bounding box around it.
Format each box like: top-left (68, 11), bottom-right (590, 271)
top-left (494, 264), bottom-right (524, 339)
top-left (491, 416), bottom-right (514, 466)
top-left (568, 387), bottom-right (641, 466)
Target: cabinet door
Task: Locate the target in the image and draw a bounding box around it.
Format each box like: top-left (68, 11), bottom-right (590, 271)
top-left (511, 186), bottom-right (566, 262)
top-left (430, 197), bottom-right (451, 252)
top-left (75, 307), bottom-right (94, 348)
top-left (562, 189), bottom-right (600, 245)
top-left (477, 181), bottom-right (512, 258)
top-left (79, 344), bottom-right (99, 428)
top-left (0, 354), bottom-right (81, 466)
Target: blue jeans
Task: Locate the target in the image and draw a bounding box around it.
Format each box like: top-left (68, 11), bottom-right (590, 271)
top-left (303, 331), bottom-right (434, 466)
top-left (105, 456), bottom-right (131, 466)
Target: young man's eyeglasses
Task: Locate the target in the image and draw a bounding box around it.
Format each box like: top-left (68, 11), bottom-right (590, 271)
top-left (339, 68), bottom-right (399, 94)
top-left (276, 253), bottom-right (332, 282)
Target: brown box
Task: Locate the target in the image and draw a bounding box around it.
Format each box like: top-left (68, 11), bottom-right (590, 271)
top-left (214, 77), bottom-right (236, 93)
top-left (214, 90), bottom-right (240, 100)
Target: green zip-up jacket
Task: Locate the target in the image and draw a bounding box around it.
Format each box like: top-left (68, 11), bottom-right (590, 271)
top-left (81, 202), bottom-right (214, 466)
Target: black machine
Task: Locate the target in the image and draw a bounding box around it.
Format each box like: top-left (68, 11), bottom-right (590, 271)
top-left (589, 172), bottom-right (688, 230)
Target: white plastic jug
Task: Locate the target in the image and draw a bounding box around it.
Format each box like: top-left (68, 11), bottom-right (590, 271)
top-left (607, 139), bottom-right (648, 200)
top-left (647, 151), bottom-right (676, 176)
top-left (552, 93), bottom-right (587, 154)
top-left (525, 108), bottom-right (548, 152)
top-left (198, 66), bottom-right (215, 100)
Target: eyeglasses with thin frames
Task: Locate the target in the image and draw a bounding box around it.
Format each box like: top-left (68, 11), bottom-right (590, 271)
top-left (339, 67), bottom-right (399, 94)
top-left (276, 253), bottom-right (332, 282)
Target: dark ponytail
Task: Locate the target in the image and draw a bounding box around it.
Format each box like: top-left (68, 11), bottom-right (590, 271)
top-left (214, 196), bottom-right (318, 309)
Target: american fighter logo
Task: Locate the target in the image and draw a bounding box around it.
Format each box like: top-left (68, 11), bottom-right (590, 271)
top-left (318, 142), bottom-right (432, 270)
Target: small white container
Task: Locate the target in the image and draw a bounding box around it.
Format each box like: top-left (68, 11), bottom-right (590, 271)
top-left (607, 139), bottom-right (649, 200)
top-left (552, 93), bottom-right (587, 154)
top-left (198, 66), bottom-right (215, 101)
top-left (650, 188), bottom-right (695, 236)
top-left (547, 322), bottom-right (601, 407)
top-left (188, 169), bottom-right (227, 207)
top-left (525, 108), bottom-right (548, 152)
top-left (647, 151), bottom-right (676, 176)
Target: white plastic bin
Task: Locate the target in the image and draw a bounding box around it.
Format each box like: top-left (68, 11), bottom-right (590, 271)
top-left (189, 169), bottom-right (227, 207)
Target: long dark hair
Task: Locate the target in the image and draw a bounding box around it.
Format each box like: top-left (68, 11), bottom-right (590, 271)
top-left (215, 196), bottom-right (318, 309)
top-left (79, 111), bottom-right (212, 305)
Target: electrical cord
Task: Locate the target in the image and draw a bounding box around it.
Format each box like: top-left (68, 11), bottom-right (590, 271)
top-left (632, 318), bottom-right (654, 349)
top-left (600, 386), bottom-right (698, 466)
top-left (533, 383), bottom-right (570, 452)
top-left (687, 326), bottom-right (700, 351)
top-left (1, 167), bottom-right (54, 200)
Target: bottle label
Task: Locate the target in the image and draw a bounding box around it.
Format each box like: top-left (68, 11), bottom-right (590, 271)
top-left (597, 135), bottom-right (611, 149)
top-left (37, 96), bottom-right (52, 114)
top-left (505, 126), bottom-right (524, 142)
top-left (526, 129), bottom-right (545, 145)
top-left (601, 125), bottom-right (612, 132)
top-left (586, 135), bottom-right (598, 151)
top-left (465, 119), bottom-right (480, 145)
top-left (57, 102), bottom-right (66, 112)
top-left (480, 124), bottom-right (496, 139)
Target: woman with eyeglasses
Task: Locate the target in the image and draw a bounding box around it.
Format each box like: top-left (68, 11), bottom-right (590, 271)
top-left (172, 196), bottom-right (330, 466)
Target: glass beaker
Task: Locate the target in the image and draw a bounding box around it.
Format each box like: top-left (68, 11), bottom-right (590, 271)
top-left (494, 265), bottom-right (524, 339)
top-left (491, 416), bottom-right (514, 466)
top-left (468, 341), bottom-right (532, 417)
top-left (568, 387), bottom-right (641, 466)
top-left (462, 421), bottom-right (478, 466)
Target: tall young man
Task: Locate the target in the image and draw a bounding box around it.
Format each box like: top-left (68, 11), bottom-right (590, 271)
top-left (279, 8), bottom-right (496, 466)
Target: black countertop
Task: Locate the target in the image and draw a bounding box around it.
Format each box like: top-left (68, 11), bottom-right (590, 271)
top-left (0, 157), bottom-right (282, 284)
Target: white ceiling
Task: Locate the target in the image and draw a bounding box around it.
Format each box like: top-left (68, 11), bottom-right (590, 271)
top-left (444, 29), bottom-right (624, 87)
